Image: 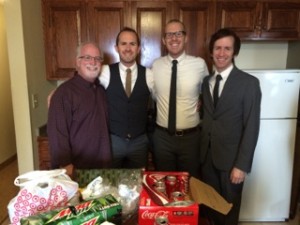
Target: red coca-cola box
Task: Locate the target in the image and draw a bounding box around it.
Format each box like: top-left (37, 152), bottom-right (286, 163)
top-left (139, 186), bottom-right (199, 225)
top-left (139, 171), bottom-right (233, 225)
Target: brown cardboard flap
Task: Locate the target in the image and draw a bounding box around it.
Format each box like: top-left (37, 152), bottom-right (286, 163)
top-left (189, 177), bottom-right (233, 215)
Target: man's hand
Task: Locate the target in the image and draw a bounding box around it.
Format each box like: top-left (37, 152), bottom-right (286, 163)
top-left (47, 89), bottom-right (56, 108)
top-left (197, 99), bottom-right (202, 112)
top-left (62, 164), bottom-right (74, 179)
top-left (230, 167), bottom-right (246, 184)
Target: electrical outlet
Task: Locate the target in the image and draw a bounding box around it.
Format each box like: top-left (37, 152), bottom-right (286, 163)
top-left (31, 94), bottom-right (39, 109)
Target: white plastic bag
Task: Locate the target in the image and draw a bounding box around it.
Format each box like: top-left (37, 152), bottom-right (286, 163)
top-left (7, 169), bottom-right (78, 225)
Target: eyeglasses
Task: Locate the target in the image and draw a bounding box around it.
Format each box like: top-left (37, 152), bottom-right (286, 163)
top-left (78, 55), bottom-right (104, 63)
top-left (165, 31), bottom-right (186, 39)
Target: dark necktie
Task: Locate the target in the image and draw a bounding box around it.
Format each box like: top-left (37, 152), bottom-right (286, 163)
top-left (213, 74), bottom-right (222, 107)
top-left (168, 60), bottom-right (178, 134)
top-left (125, 68), bottom-right (131, 97)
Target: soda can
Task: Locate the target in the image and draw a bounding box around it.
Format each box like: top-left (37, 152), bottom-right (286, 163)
top-left (170, 191), bottom-right (185, 202)
top-left (155, 180), bottom-right (166, 188)
top-left (177, 174), bottom-right (189, 195)
top-left (165, 175), bottom-right (177, 197)
top-left (154, 180), bottom-right (166, 194)
top-left (154, 216), bottom-right (169, 225)
top-left (165, 200), bottom-right (195, 207)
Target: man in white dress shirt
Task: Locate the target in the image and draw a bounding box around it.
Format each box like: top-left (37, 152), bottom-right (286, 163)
top-left (151, 19), bottom-right (209, 177)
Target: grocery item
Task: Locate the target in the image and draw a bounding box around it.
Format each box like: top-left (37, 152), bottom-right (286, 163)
top-left (20, 194), bottom-right (122, 225)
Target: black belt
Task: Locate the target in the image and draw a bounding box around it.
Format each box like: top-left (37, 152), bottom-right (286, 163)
top-left (156, 124), bottom-right (199, 136)
top-left (111, 132), bottom-right (146, 141)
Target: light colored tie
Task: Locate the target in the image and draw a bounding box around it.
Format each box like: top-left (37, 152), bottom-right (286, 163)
top-left (125, 68), bottom-right (131, 97)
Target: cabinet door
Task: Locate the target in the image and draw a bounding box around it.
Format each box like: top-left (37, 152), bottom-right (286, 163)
top-left (131, 1), bottom-right (172, 68)
top-left (175, 1), bottom-right (214, 69)
top-left (42, 0), bottom-right (88, 80)
top-left (87, 1), bottom-right (128, 64)
top-left (261, 2), bottom-right (300, 40)
top-left (216, 1), bottom-right (261, 40)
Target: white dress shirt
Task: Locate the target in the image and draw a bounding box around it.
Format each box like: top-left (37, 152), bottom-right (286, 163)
top-left (152, 52), bottom-right (209, 129)
top-left (209, 64), bottom-right (234, 97)
top-left (99, 62), bottom-right (154, 95)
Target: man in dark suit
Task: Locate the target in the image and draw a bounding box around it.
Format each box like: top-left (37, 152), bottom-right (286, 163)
top-left (200, 28), bottom-right (262, 225)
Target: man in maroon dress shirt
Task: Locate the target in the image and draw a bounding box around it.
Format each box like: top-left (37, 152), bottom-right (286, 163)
top-left (47, 42), bottom-right (112, 177)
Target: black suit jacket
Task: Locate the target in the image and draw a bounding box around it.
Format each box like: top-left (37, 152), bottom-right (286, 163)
top-left (200, 66), bottom-right (262, 173)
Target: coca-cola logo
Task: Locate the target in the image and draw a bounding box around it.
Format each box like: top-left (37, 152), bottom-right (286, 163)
top-left (141, 210), bottom-right (170, 220)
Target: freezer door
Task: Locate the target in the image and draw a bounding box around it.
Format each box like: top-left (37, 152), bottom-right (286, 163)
top-left (245, 70), bottom-right (300, 119)
top-left (239, 119), bottom-right (296, 221)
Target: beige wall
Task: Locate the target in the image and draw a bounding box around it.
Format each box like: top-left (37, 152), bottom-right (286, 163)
top-left (237, 42), bottom-right (289, 70)
top-left (2, 0), bottom-right (300, 174)
top-left (4, 0), bottom-right (55, 173)
top-left (287, 42), bottom-right (300, 69)
top-left (0, 3), bottom-right (17, 164)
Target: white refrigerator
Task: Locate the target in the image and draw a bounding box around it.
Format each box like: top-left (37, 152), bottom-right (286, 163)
top-left (239, 70), bottom-right (300, 221)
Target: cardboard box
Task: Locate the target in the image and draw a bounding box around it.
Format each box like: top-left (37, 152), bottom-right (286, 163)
top-left (139, 172), bottom-right (232, 225)
top-left (139, 187), bottom-right (199, 225)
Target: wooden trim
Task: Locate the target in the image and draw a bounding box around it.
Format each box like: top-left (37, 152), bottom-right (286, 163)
top-left (0, 154), bottom-right (17, 171)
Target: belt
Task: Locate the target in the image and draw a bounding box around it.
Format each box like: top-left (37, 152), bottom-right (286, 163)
top-left (156, 124), bottom-right (199, 136)
top-left (111, 133), bottom-right (146, 141)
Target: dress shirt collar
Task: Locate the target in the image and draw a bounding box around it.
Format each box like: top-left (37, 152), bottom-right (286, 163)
top-left (214, 64), bottom-right (234, 80)
top-left (119, 62), bottom-right (137, 74)
top-left (167, 52), bottom-right (186, 65)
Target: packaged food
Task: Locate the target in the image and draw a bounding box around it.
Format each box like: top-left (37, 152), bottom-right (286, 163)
top-left (20, 194), bottom-right (122, 225)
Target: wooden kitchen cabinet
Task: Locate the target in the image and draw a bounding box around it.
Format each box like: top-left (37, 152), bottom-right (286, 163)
top-left (216, 1), bottom-right (300, 40)
top-left (42, 0), bottom-right (128, 80)
top-left (42, 0), bottom-right (88, 80)
top-left (261, 2), bottom-right (300, 40)
top-left (175, 1), bottom-right (215, 68)
top-left (42, 0), bottom-right (300, 79)
top-left (87, 1), bottom-right (128, 65)
top-left (42, 0), bottom-right (214, 79)
top-left (42, 0), bottom-right (171, 79)
top-left (131, 1), bottom-right (172, 67)
top-left (37, 136), bottom-right (51, 170)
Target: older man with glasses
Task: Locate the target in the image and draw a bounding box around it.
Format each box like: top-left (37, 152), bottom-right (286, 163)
top-left (47, 42), bottom-right (112, 178)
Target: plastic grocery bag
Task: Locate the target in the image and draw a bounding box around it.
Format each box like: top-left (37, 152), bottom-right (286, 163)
top-left (7, 169), bottom-right (78, 225)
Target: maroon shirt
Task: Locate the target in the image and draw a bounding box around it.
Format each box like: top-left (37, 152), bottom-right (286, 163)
top-left (47, 73), bottom-right (112, 169)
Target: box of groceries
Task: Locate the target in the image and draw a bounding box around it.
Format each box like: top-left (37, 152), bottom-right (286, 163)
top-left (138, 171), bottom-right (233, 225)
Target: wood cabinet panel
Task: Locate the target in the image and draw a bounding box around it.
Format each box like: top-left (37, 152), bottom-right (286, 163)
top-left (176, 1), bottom-right (214, 68)
top-left (261, 2), bottom-right (300, 40)
top-left (37, 136), bottom-right (51, 170)
top-left (216, 1), bottom-right (261, 40)
top-left (132, 1), bottom-right (172, 67)
top-left (42, 0), bottom-right (88, 80)
top-left (88, 1), bottom-right (127, 64)
top-left (42, 0), bottom-right (300, 78)
top-left (216, 1), bottom-right (300, 40)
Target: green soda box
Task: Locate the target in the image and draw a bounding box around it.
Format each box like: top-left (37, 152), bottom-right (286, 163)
top-left (20, 194), bottom-right (122, 225)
